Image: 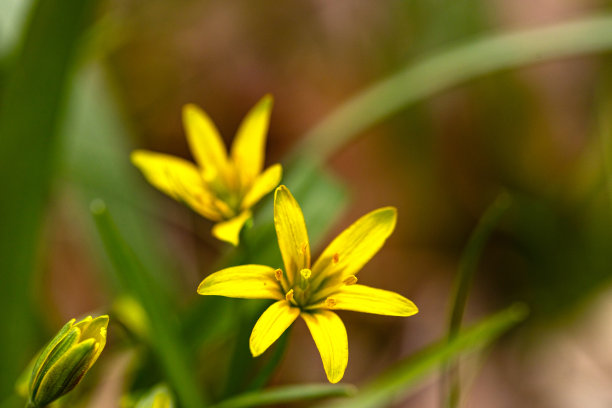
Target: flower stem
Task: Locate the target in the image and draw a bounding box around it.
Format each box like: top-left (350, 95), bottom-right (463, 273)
top-left (441, 192), bottom-right (512, 408)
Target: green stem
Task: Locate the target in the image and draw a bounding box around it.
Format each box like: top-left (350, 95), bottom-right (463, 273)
top-left (91, 200), bottom-right (207, 408)
top-left (295, 14), bottom-right (612, 162)
top-left (442, 193), bottom-right (512, 408)
top-left (599, 84), bottom-right (612, 216)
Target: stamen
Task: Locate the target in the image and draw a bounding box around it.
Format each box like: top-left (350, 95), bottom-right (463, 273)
top-left (343, 275), bottom-right (358, 285)
top-left (325, 298), bottom-right (337, 308)
top-left (285, 289), bottom-right (294, 302)
top-left (274, 269), bottom-right (283, 281)
top-left (332, 253), bottom-right (340, 264)
top-left (299, 268), bottom-right (312, 290)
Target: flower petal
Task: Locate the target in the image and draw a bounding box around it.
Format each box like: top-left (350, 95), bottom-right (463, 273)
top-left (197, 264), bottom-right (283, 300)
top-left (302, 311), bottom-right (348, 384)
top-left (250, 300), bottom-right (300, 357)
top-left (241, 164), bottom-right (282, 210)
top-left (231, 95), bottom-right (273, 186)
top-left (211, 210), bottom-right (252, 246)
top-left (131, 150), bottom-right (221, 220)
top-left (274, 185), bottom-right (311, 284)
top-left (312, 207), bottom-right (397, 279)
top-left (182, 104), bottom-right (229, 180)
top-left (325, 284), bottom-right (418, 316)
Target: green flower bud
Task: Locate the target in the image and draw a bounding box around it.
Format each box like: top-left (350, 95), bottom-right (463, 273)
top-left (134, 384), bottom-right (175, 408)
top-left (26, 315), bottom-right (109, 408)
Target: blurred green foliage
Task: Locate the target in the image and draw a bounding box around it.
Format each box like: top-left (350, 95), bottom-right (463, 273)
top-left (0, 0), bottom-right (97, 400)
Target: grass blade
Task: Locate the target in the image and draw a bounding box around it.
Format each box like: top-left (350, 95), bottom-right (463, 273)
top-left (321, 304), bottom-right (528, 408)
top-left (297, 14), bottom-right (612, 162)
top-left (0, 0), bottom-right (96, 398)
top-left (91, 200), bottom-right (207, 408)
top-left (212, 384), bottom-right (356, 408)
top-left (443, 193), bottom-right (512, 408)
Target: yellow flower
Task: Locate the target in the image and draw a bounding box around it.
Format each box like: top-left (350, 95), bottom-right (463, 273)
top-left (197, 185), bottom-right (418, 383)
top-left (131, 95), bottom-right (282, 246)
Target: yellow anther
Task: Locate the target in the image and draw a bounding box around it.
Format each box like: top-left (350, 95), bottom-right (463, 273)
top-left (274, 269), bottom-right (283, 281)
top-left (325, 298), bottom-right (337, 308)
top-left (285, 289), bottom-right (294, 302)
top-left (343, 275), bottom-right (358, 285)
top-left (332, 253), bottom-right (340, 264)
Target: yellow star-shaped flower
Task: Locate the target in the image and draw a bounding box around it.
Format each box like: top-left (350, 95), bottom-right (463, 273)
top-left (131, 95), bottom-right (282, 245)
top-left (197, 185), bottom-right (418, 383)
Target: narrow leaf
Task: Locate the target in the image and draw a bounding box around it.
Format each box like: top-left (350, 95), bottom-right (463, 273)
top-left (91, 200), bottom-right (206, 408)
top-left (213, 384), bottom-right (356, 408)
top-left (321, 304), bottom-right (528, 408)
top-left (442, 192), bottom-right (512, 407)
top-left (0, 0), bottom-right (97, 398)
top-left (297, 14), bottom-right (612, 162)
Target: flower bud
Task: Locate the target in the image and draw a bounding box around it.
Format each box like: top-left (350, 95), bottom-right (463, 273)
top-left (26, 315), bottom-right (108, 407)
top-left (134, 384), bottom-right (175, 408)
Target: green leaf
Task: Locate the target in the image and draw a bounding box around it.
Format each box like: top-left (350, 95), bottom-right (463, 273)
top-left (296, 14), bottom-right (612, 162)
top-left (320, 304), bottom-right (528, 408)
top-left (91, 201), bottom-right (207, 408)
top-left (62, 63), bottom-right (178, 297)
top-left (212, 384), bottom-right (356, 408)
top-left (0, 0), bottom-right (97, 398)
top-left (442, 193), bottom-right (512, 407)
top-left (0, 0), bottom-right (34, 57)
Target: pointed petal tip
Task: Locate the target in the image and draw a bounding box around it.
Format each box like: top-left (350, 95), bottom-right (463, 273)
top-left (93, 315), bottom-right (110, 326)
top-left (254, 94), bottom-right (274, 112)
top-left (182, 103), bottom-right (199, 116)
top-left (249, 340), bottom-right (264, 357)
top-left (274, 185), bottom-right (286, 204)
top-left (327, 374), bottom-right (343, 384)
top-left (211, 211), bottom-right (252, 246)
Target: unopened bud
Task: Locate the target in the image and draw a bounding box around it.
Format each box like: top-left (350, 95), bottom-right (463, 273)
top-left (26, 315), bottom-right (109, 408)
top-left (135, 384), bottom-right (175, 408)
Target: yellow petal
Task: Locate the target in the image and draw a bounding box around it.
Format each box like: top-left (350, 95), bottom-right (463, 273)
top-left (312, 207), bottom-right (397, 279)
top-left (241, 164), bottom-right (282, 210)
top-left (131, 150), bottom-right (222, 221)
top-left (182, 104), bottom-right (229, 180)
top-left (302, 311), bottom-right (348, 384)
top-left (325, 284), bottom-right (418, 316)
top-left (197, 264), bottom-right (283, 300)
top-left (250, 300), bottom-right (300, 357)
top-left (274, 185), bottom-right (311, 284)
top-left (211, 210), bottom-right (252, 246)
top-left (231, 95), bottom-right (273, 186)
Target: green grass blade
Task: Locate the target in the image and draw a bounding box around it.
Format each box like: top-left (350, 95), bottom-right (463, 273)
top-left (297, 14), bottom-right (612, 162)
top-left (62, 63), bottom-right (178, 296)
top-left (599, 87), bottom-right (612, 216)
top-left (443, 193), bottom-right (512, 408)
top-left (0, 0), bottom-right (34, 58)
top-left (90, 200), bottom-right (207, 408)
top-left (0, 0), bottom-right (97, 398)
top-left (321, 304), bottom-right (528, 408)
top-left (212, 384), bottom-right (356, 408)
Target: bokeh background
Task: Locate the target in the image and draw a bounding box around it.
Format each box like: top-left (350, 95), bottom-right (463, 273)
top-left (3, 0), bottom-right (612, 407)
